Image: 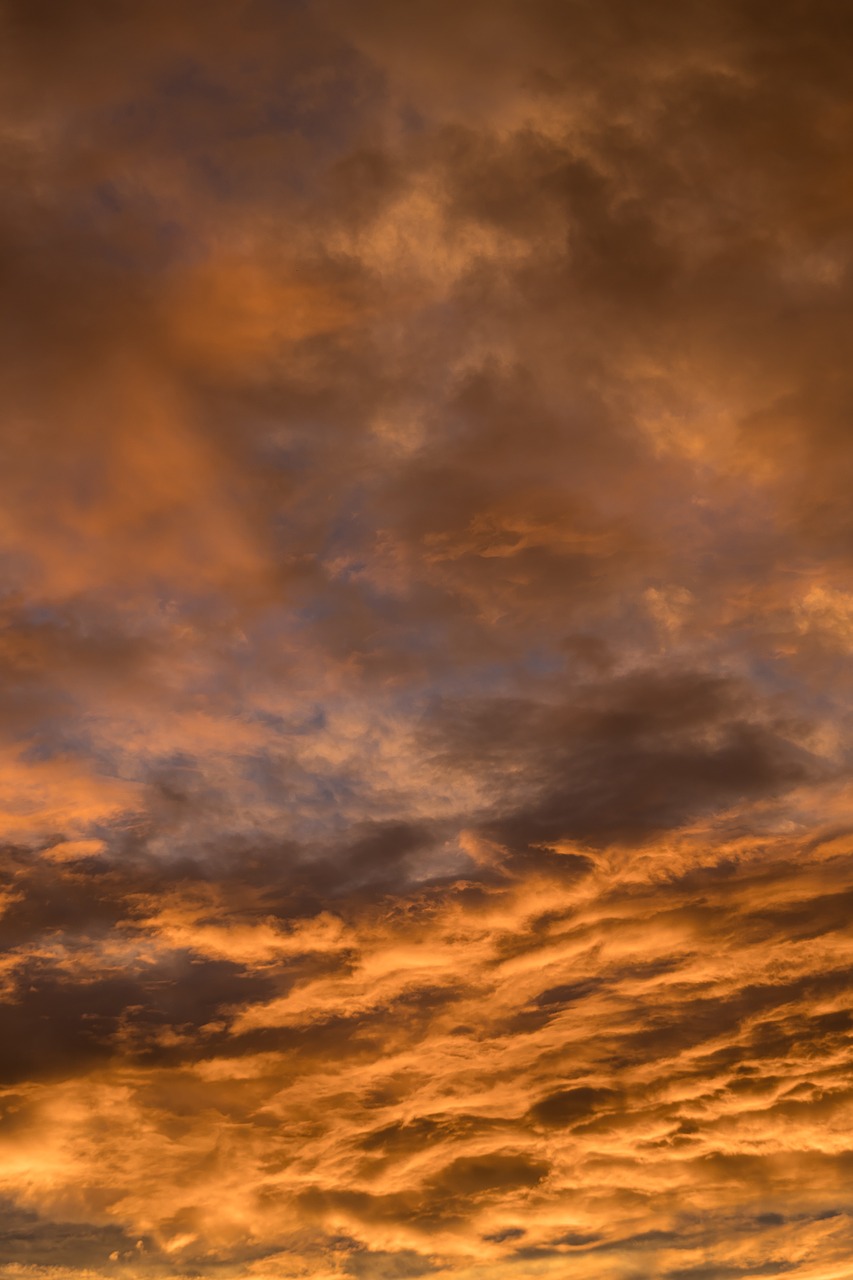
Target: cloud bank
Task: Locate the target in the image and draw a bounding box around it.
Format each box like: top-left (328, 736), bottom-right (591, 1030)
top-left (1, 1), bottom-right (853, 1276)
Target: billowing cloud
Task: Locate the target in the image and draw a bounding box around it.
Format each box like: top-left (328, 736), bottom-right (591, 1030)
top-left (0, 1), bottom-right (852, 1277)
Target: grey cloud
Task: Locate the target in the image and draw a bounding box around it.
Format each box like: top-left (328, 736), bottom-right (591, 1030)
top-left (426, 670), bottom-right (822, 851)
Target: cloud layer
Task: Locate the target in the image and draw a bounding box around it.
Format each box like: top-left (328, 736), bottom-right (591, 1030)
top-left (1, 1), bottom-right (853, 1276)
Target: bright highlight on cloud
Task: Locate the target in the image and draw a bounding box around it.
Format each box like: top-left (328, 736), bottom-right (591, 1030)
top-left (1, 1), bottom-right (853, 1276)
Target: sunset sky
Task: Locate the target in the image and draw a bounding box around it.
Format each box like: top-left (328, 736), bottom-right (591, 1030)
top-left (2, 2), bottom-right (853, 1277)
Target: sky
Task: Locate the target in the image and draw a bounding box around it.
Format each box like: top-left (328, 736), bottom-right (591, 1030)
top-left (1, 1), bottom-right (853, 1277)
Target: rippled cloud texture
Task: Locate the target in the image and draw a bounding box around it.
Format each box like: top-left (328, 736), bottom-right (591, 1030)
top-left (2, 1), bottom-right (853, 1276)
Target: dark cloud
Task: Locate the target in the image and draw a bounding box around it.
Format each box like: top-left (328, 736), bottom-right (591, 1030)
top-left (426, 671), bottom-right (822, 851)
top-left (426, 1152), bottom-right (549, 1196)
top-left (528, 1086), bottom-right (617, 1128)
top-left (0, 1198), bottom-right (151, 1272)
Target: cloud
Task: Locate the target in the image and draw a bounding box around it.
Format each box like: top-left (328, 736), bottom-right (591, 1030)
top-left (424, 670), bottom-right (824, 851)
top-left (0, 0), bottom-right (852, 1276)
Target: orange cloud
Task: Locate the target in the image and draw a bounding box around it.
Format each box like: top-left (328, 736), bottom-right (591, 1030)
top-left (1, 1), bottom-right (852, 1277)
